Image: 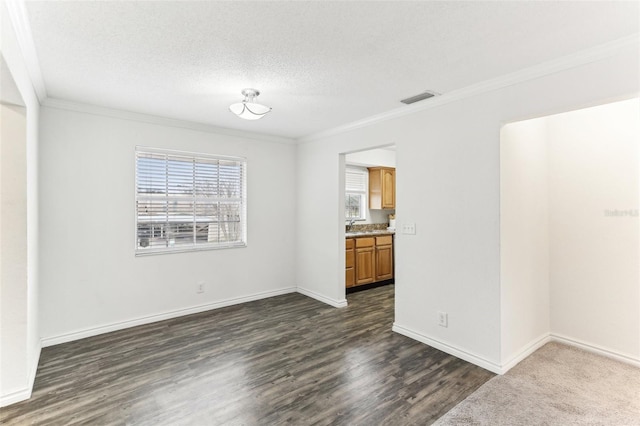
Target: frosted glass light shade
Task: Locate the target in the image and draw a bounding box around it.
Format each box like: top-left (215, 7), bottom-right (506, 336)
top-left (229, 88), bottom-right (272, 120)
top-left (229, 101), bottom-right (272, 120)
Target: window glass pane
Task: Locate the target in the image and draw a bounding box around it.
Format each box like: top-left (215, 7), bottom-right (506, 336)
top-left (345, 193), bottom-right (363, 219)
top-left (194, 160), bottom-right (219, 197)
top-left (195, 202), bottom-right (217, 244)
top-left (219, 161), bottom-right (242, 199)
top-left (136, 148), bottom-right (246, 254)
top-left (137, 155), bottom-right (167, 195)
top-left (166, 155), bottom-right (194, 196)
top-left (218, 201), bottom-right (242, 243)
top-left (167, 200), bottom-right (195, 245)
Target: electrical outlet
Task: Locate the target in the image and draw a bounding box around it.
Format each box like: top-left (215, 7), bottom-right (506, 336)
top-left (438, 311), bottom-right (448, 327)
top-left (196, 282), bottom-right (205, 294)
top-left (401, 223), bottom-right (416, 235)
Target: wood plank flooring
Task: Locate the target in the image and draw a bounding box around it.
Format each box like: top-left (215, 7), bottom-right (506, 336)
top-left (1, 285), bottom-right (494, 425)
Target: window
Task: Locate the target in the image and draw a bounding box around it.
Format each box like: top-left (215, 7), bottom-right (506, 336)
top-left (345, 166), bottom-right (367, 221)
top-left (135, 147), bottom-right (246, 254)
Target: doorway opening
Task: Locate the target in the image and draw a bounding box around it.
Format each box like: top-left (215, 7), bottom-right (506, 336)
top-left (341, 145), bottom-right (397, 314)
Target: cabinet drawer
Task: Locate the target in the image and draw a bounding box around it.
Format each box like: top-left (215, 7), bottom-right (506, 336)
top-left (376, 235), bottom-right (393, 246)
top-left (345, 238), bottom-right (355, 249)
top-left (355, 237), bottom-right (375, 248)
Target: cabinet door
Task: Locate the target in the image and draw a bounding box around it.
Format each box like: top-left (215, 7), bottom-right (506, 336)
top-left (381, 168), bottom-right (395, 209)
top-left (375, 244), bottom-right (393, 281)
top-left (346, 267), bottom-right (355, 287)
top-left (368, 167), bottom-right (395, 210)
top-left (355, 247), bottom-right (375, 285)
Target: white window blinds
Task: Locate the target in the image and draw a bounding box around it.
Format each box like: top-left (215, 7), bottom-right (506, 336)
top-left (345, 167), bottom-right (367, 220)
top-left (346, 167), bottom-right (367, 193)
top-left (135, 147), bottom-right (247, 254)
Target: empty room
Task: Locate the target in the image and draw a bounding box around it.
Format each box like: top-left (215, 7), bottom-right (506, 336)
top-left (1, 1), bottom-right (638, 424)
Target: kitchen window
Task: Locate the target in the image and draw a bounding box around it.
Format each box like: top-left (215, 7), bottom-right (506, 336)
top-left (135, 147), bottom-right (247, 254)
top-left (345, 166), bottom-right (367, 221)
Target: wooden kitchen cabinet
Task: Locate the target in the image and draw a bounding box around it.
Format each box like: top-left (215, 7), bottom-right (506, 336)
top-left (346, 234), bottom-right (394, 288)
top-left (355, 237), bottom-right (376, 285)
top-left (375, 235), bottom-right (393, 281)
top-left (345, 238), bottom-right (355, 287)
top-left (368, 167), bottom-right (395, 209)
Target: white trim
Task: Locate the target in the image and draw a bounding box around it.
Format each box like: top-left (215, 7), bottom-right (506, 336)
top-left (392, 323), bottom-right (503, 374)
top-left (500, 333), bottom-right (552, 374)
top-left (550, 333), bottom-right (640, 369)
top-left (298, 34), bottom-right (640, 143)
top-left (41, 287), bottom-right (296, 347)
top-left (28, 340), bottom-right (41, 393)
top-left (391, 323), bottom-right (640, 376)
top-left (0, 330), bottom-right (42, 407)
top-left (3, 0), bottom-right (47, 102)
top-left (42, 98), bottom-right (296, 145)
top-left (0, 387), bottom-right (32, 408)
top-left (297, 287), bottom-right (348, 308)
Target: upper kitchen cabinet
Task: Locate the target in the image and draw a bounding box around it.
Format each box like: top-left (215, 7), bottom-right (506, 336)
top-left (368, 167), bottom-right (395, 209)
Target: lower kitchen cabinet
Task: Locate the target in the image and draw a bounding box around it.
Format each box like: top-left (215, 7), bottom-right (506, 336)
top-left (355, 237), bottom-right (376, 285)
top-left (345, 238), bottom-right (355, 287)
top-left (346, 234), bottom-right (394, 288)
top-left (375, 235), bottom-right (393, 281)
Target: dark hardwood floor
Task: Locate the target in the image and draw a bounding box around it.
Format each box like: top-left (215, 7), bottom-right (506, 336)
top-left (1, 285), bottom-right (493, 425)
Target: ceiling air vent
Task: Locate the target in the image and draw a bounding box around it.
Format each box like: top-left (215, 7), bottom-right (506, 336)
top-left (400, 90), bottom-right (440, 105)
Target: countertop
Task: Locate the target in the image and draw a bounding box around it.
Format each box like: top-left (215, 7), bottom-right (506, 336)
top-left (346, 230), bottom-right (395, 238)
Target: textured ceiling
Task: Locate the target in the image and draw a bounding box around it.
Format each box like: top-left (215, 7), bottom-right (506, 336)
top-left (25, 1), bottom-right (639, 139)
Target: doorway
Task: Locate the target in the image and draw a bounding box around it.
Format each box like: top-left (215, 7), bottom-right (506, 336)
top-left (342, 145), bottom-right (397, 309)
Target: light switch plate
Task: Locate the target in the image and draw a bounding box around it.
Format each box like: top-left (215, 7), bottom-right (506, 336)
top-left (401, 223), bottom-right (416, 235)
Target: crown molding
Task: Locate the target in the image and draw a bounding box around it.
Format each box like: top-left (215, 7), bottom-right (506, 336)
top-left (298, 34), bottom-right (640, 143)
top-left (4, 0), bottom-right (47, 103)
top-left (42, 98), bottom-right (296, 145)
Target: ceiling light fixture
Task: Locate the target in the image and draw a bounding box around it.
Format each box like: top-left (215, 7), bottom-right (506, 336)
top-left (229, 88), bottom-right (272, 120)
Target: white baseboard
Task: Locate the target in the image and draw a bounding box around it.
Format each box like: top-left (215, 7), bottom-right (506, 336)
top-left (500, 333), bottom-right (552, 374)
top-left (0, 340), bottom-right (42, 407)
top-left (392, 323), bottom-right (640, 376)
top-left (296, 287), bottom-right (348, 308)
top-left (0, 387), bottom-right (32, 408)
top-left (550, 333), bottom-right (640, 368)
top-left (392, 323), bottom-right (503, 374)
top-left (42, 287), bottom-right (297, 347)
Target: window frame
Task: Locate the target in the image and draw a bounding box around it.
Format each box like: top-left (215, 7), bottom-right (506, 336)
top-left (134, 146), bottom-right (247, 256)
top-left (345, 166), bottom-right (368, 222)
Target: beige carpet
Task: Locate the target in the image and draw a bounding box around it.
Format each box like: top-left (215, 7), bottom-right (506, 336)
top-left (433, 342), bottom-right (640, 425)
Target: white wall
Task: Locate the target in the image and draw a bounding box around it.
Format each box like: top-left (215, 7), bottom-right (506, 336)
top-left (500, 119), bottom-right (550, 365)
top-left (1, 1), bottom-right (41, 406)
top-left (548, 99), bottom-right (639, 360)
top-left (1, 103), bottom-right (28, 399)
top-left (500, 98), bottom-right (639, 367)
top-left (295, 40), bottom-right (639, 372)
top-left (345, 148), bottom-right (396, 168)
top-left (39, 105), bottom-right (297, 343)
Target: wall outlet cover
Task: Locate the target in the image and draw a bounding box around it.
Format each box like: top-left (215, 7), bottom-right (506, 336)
top-left (438, 311), bottom-right (448, 327)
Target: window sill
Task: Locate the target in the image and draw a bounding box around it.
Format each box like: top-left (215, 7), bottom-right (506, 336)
top-left (135, 243), bottom-right (247, 257)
